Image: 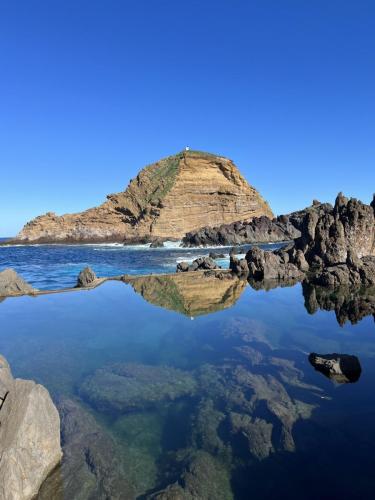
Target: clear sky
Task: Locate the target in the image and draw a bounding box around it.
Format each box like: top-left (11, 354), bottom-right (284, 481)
top-left (1, 0), bottom-right (374, 236)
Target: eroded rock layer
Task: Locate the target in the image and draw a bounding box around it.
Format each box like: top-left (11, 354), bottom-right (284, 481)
top-left (13, 151), bottom-right (273, 244)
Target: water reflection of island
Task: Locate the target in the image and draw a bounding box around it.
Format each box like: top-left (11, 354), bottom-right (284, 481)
top-left (124, 272), bottom-right (247, 317)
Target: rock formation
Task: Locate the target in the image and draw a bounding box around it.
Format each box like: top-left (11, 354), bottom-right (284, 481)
top-left (0, 355), bottom-right (62, 500)
top-left (124, 271), bottom-right (247, 316)
top-left (0, 268), bottom-right (36, 297)
top-left (176, 256), bottom-right (220, 272)
top-left (11, 151), bottom-right (273, 244)
top-left (308, 353), bottom-right (362, 383)
top-left (76, 266), bottom-right (97, 288)
top-left (245, 194), bottom-right (375, 287)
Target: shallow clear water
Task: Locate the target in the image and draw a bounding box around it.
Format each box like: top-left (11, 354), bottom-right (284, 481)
top-left (0, 241), bottom-right (281, 289)
top-left (1, 271), bottom-right (375, 499)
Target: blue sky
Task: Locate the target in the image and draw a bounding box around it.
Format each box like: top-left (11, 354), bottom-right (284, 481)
top-left (1, 0), bottom-right (374, 235)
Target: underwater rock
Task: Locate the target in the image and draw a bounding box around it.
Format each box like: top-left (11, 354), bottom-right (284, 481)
top-left (209, 252), bottom-right (225, 259)
top-left (79, 363), bottom-right (197, 413)
top-left (308, 353), bottom-right (362, 383)
top-left (230, 412), bottom-right (274, 460)
top-left (0, 354), bottom-right (61, 500)
top-left (148, 450), bottom-right (233, 500)
top-left (76, 266), bottom-right (97, 288)
top-left (0, 268), bottom-right (36, 297)
top-left (38, 397), bottom-right (135, 500)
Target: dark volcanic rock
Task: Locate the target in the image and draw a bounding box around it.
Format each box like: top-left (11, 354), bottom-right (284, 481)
top-left (176, 257), bottom-right (220, 273)
top-left (0, 268), bottom-right (36, 297)
top-left (76, 266), bottom-right (97, 288)
top-left (245, 194), bottom-right (375, 287)
top-left (229, 256), bottom-right (249, 275)
top-left (209, 252), bottom-right (225, 259)
top-left (308, 353), bottom-right (362, 383)
top-left (38, 397), bottom-right (135, 499)
top-left (182, 214), bottom-right (300, 247)
top-left (79, 363), bottom-right (196, 413)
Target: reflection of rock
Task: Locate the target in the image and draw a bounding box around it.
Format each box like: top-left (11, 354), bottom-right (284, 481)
top-left (125, 272), bottom-right (247, 317)
top-left (76, 266), bottom-right (97, 288)
top-left (303, 283), bottom-right (375, 325)
top-left (38, 397), bottom-right (135, 499)
top-left (79, 363), bottom-right (196, 413)
top-left (0, 268), bottom-right (36, 297)
top-left (308, 353), bottom-right (362, 383)
top-left (0, 355), bottom-right (61, 500)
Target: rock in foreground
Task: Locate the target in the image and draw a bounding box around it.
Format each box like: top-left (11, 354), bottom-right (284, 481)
top-left (0, 268), bottom-right (35, 297)
top-left (308, 353), bottom-right (362, 383)
top-left (176, 256), bottom-right (220, 273)
top-left (0, 355), bottom-right (62, 500)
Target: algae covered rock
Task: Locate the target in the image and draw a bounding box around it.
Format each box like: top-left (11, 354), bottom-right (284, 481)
top-left (79, 363), bottom-right (197, 412)
top-left (76, 266), bottom-right (97, 288)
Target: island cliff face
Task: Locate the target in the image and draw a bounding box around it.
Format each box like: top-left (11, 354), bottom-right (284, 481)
top-left (14, 151), bottom-right (273, 244)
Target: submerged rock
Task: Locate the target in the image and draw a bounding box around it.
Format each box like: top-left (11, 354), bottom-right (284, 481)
top-left (148, 450), bottom-right (233, 500)
top-left (76, 266), bottom-right (97, 288)
top-left (0, 355), bottom-right (61, 500)
top-left (37, 397), bottom-right (135, 500)
top-left (79, 363), bottom-right (197, 413)
top-left (0, 268), bottom-right (36, 297)
top-left (209, 252), bottom-right (226, 259)
top-left (308, 353), bottom-right (362, 383)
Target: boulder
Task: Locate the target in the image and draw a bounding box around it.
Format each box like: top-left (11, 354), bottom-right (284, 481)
top-left (308, 353), bottom-right (362, 383)
top-left (229, 256), bottom-right (249, 275)
top-left (76, 266), bottom-right (97, 288)
top-left (0, 269), bottom-right (35, 297)
top-left (176, 257), bottom-right (220, 273)
top-left (209, 252), bottom-right (225, 259)
top-left (0, 355), bottom-right (62, 500)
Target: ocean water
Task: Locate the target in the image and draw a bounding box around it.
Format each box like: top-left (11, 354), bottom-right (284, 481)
top-left (0, 240), bottom-right (281, 290)
top-left (0, 261), bottom-right (375, 498)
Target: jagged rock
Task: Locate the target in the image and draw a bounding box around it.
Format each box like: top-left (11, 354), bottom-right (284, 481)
top-left (245, 246), bottom-right (304, 281)
top-left (37, 398), bottom-right (135, 500)
top-left (246, 194), bottom-right (375, 287)
top-left (12, 151), bottom-right (273, 244)
top-left (229, 256), bottom-right (249, 275)
top-left (76, 267), bottom-right (97, 288)
top-left (0, 355), bottom-right (61, 500)
top-left (79, 363), bottom-right (196, 413)
top-left (176, 257), bottom-right (220, 273)
top-left (0, 268), bottom-right (35, 297)
top-left (308, 353), bottom-right (362, 383)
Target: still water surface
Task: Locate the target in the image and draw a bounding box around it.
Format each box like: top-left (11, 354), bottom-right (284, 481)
top-left (1, 272), bottom-right (375, 499)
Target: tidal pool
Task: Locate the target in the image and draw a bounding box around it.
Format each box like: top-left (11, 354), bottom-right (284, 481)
top-left (1, 275), bottom-right (374, 499)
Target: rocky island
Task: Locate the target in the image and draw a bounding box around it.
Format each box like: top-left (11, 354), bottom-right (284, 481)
top-left (9, 150), bottom-right (273, 244)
